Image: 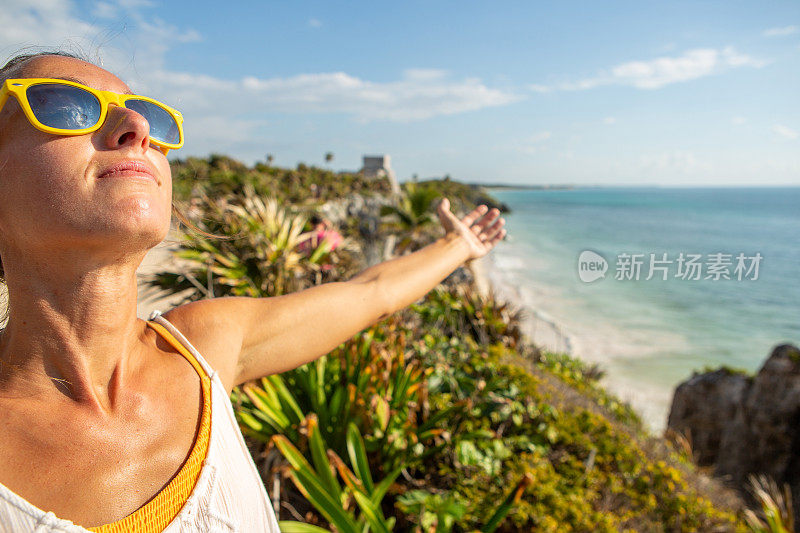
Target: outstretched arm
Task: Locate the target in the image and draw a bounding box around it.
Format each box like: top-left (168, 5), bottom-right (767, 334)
top-left (167, 198), bottom-right (506, 392)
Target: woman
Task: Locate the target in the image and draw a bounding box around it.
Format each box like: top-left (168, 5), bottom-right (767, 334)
top-left (0, 51), bottom-right (506, 532)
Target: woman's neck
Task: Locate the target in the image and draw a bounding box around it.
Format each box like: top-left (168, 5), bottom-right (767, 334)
top-left (0, 249), bottom-right (150, 414)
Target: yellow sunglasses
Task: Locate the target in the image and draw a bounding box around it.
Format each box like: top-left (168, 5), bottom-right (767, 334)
top-left (0, 77), bottom-right (184, 153)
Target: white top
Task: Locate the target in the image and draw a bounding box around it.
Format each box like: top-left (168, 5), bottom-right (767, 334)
top-left (0, 310), bottom-right (282, 532)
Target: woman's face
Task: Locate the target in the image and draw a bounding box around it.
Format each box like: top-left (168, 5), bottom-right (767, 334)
top-left (0, 55), bottom-right (173, 268)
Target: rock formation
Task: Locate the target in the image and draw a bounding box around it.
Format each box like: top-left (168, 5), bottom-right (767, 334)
top-left (668, 343), bottom-right (800, 525)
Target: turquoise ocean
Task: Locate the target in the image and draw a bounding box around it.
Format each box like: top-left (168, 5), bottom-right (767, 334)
top-left (483, 186), bottom-right (800, 431)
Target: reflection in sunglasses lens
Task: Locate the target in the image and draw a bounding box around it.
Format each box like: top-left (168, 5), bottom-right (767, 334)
top-left (27, 84), bottom-right (101, 130)
top-left (125, 99), bottom-right (180, 145)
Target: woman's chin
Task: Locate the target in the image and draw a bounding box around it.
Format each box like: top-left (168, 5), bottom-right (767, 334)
top-left (112, 197), bottom-right (171, 228)
top-left (89, 210), bottom-right (171, 250)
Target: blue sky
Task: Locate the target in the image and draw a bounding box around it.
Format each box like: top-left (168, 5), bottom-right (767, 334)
top-left (2, 0), bottom-right (799, 185)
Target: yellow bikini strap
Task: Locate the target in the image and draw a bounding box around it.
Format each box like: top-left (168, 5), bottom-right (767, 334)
top-left (145, 320), bottom-right (208, 380)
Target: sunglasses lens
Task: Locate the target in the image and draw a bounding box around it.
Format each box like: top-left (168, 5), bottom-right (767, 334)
top-left (26, 84), bottom-right (101, 130)
top-left (124, 99), bottom-right (181, 146)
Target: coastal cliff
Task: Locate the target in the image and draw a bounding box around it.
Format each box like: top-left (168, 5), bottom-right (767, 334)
top-left (668, 344), bottom-right (800, 526)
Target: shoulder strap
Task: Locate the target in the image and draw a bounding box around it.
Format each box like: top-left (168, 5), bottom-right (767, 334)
top-left (146, 310), bottom-right (214, 380)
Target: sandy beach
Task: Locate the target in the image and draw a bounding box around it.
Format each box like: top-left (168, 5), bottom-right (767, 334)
top-left (470, 253), bottom-right (574, 356)
top-left (469, 251), bottom-right (673, 433)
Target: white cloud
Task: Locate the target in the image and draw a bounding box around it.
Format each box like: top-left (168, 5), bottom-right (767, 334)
top-left (530, 47), bottom-right (767, 92)
top-left (0, 0), bottom-right (99, 55)
top-left (103, 5), bottom-right (517, 151)
top-left (0, 0), bottom-right (521, 145)
top-left (403, 68), bottom-right (448, 81)
top-left (603, 116), bottom-right (617, 125)
top-left (763, 25), bottom-right (798, 37)
top-left (230, 69), bottom-right (521, 122)
top-left (721, 47), bottom-right (766, 68)
top-left (308, 18), bottom-right (322, 28)
top-left (731, 116), bottom-right (747, 125)
top-left (0, 0), bottom-right (522, 163)
top-left (0, 0), bottom-right (201, 77)
top-left (772, 124), bottom-right (798, 140)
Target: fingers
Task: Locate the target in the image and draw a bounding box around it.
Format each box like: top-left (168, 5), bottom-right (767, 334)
top-left (479, 217), bottom-right (506, 244)
top-left (479, 207), bottom-right (501, 228)
top-left (485, 216), bottom-right (505, 237)
top-left (452, 202), bottom-right (508, 248)
top-left (438, 197), bottom-right (460, 224)
top-left (461, 204), bottom-right (489, 228)
top-left (467, 205), bottom-right (502, 236)
top-left (490, 228), bottom-right (507, 245)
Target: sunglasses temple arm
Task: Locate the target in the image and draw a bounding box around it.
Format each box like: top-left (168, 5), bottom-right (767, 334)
top-left (0, 87), bottom-right (10, 114)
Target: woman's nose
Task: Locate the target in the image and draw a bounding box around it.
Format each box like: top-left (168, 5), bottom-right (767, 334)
top-left (98, 105), bottom-right (151, 152)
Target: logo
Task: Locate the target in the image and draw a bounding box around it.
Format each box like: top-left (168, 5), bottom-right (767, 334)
top-left (575, 250), bottom-right (762, 282)
top-left (578, 250), bottom-right (608, 283)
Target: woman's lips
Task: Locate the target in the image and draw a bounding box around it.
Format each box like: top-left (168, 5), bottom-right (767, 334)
top-left (97, 161), bottom-right (158, 184)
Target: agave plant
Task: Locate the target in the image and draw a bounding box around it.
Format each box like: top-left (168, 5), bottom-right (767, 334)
top-left (148, 183), bottom-right (351, 301)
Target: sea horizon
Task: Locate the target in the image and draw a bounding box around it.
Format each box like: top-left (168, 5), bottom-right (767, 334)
top-left (473, 183), bottom-right (800, 190)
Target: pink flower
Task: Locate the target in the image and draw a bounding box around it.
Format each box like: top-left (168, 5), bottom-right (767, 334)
top-left (320, 229), bottom-right (342, 251)
top-left (298, 227), bottom-right (342, 255)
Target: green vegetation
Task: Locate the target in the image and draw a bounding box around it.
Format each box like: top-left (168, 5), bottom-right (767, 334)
top-left (744, 475), bottom-right (794, 533)
top-left (150, 155), bottom-right (752, 531)
top-left (786, 346), bottom-right (800, 365)
top-left (697, 365), bottom-right (752, 377)
top-left (170, 154), bottom-right (394, 204)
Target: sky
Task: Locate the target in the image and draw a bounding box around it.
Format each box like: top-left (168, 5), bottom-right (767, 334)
top-left (2, 0), bottom-right (799, 186)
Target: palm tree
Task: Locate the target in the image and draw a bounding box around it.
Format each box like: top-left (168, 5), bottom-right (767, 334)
top-left (324, 151), bottom-right (334, 168)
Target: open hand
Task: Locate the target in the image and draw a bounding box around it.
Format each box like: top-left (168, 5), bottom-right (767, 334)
top-left (436, 197), bottom-right (507, 260)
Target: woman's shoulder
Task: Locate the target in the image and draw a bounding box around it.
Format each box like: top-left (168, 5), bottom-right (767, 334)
top-left (158, 299), bottom-right (247, 394)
